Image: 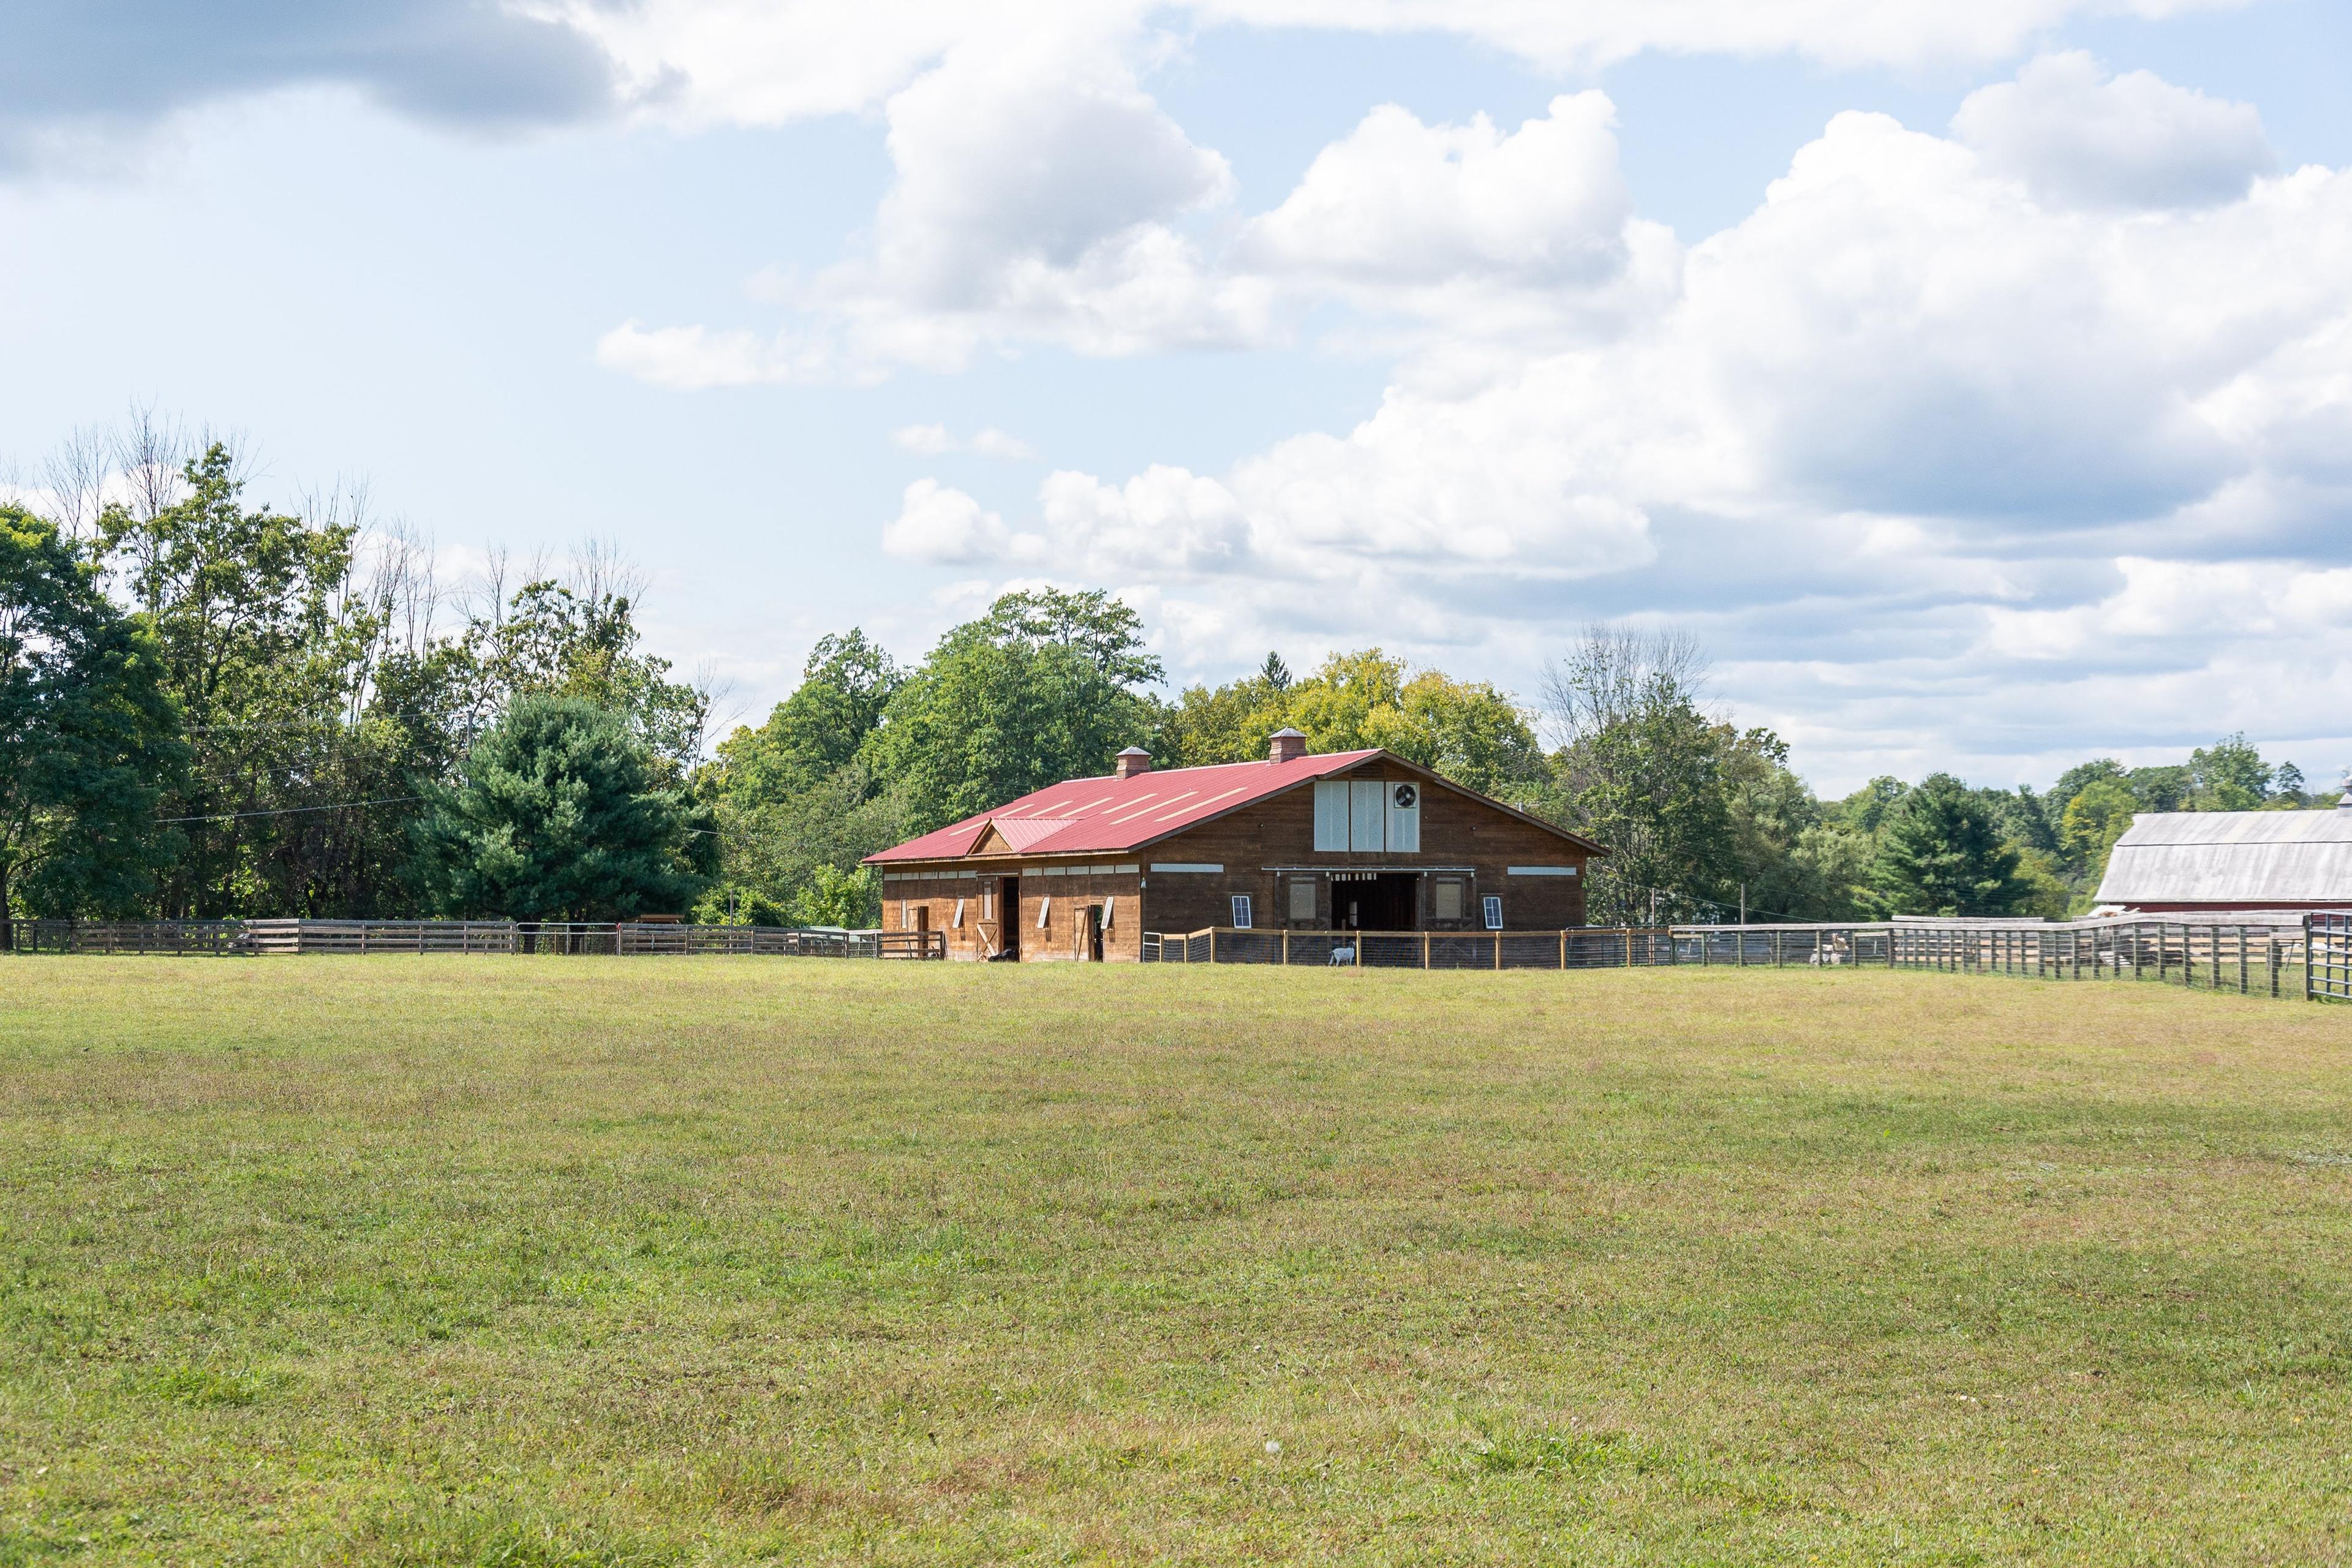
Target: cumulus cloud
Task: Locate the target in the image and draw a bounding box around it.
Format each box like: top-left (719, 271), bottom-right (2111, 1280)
top-left (1953, 51), bottom-right (2275, 210)
top-left (1238, 94), bottom-right (1631, 287)
top-left (611, 84), bottom-right (1676, 380)
top-left (592, 321), bottom-right (836, 388)
top-left (892, 424), bottom-right (1038, 458)
top-left (558, 0), bottom-right (2244, 129)
top-left (0, 0), bottom-right (624, 170)
top-left (880, 479), bottom-right (1037, 566)
top-left (878, 58), bottom-right (2352, 783)
top-left (603, 23), bottom-right (1283, 378)
top-left (2, 0), bottom-right (2255, 176)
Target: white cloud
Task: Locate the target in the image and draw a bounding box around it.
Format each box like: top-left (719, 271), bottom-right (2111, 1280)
top-left (892, 424), bottom-right (1039, 459)
top-left (880, 479), bottom-right (1038, 565)
top-left (890, 422), bottom-right (954, 454)
top-left (610, 23), bottom-right (1276, 377)
top-left (968, 428), bottom-right (1038, 460)
top-left (1237, 94), bottom-right (1631, 289)
top-left (1192, 0), bottom-right (2242, 74)
top-left (592, 320), bottom-right (835, 387)
top-left (1953, 51), bottom-right (2274, 210)
top-left (874, 56), bottom-right (2352, 785)
top-left (556, 0), bottom-right (2248, 130)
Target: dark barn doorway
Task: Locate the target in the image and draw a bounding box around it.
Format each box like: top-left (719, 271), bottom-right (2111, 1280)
top-left (1335, 873), bottom-right (1419, 932)
top-left (997, 875), bottom-right (1020, 960)
top-left (1085, 903), bottom-right (1104, 962)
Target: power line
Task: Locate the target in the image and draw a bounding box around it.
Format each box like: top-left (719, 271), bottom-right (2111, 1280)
top-left (157, 795), bottom-right (428, 824)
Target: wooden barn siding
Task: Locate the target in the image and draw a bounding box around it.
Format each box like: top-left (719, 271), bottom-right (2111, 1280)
top-left (882, 864), bottom-right (1144, 962)
top-left (1142, 761), bottom-right (1588, 933)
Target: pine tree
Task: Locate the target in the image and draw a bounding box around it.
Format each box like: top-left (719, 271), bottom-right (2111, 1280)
top-left (0, 507), bottom-right (186, 943)
top-left (411, 696), bottom-right (714, 921)
top-left (1872, 773), bottom-right (2029, 916)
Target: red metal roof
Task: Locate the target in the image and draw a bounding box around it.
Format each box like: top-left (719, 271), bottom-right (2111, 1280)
top-left (865, 750), bottom-right (1381, 864)
top-left (865, 748), bottom-right (1608, 865)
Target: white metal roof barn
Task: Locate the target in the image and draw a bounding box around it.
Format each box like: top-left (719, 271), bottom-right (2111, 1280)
top-left (2095, 796), bottom-right (2352, 913)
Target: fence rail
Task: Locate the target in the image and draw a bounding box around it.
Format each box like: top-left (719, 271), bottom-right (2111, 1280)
top-left (1143, 914), bottom-right (2342, 1001)
top-left (4, 919), bottom-right (946, 962)
top-left (1, 920), bottom-right (253, 956)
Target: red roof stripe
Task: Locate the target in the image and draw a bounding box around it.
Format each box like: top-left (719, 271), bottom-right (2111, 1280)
top-left (1158, 784), bottom-right (1246, 820)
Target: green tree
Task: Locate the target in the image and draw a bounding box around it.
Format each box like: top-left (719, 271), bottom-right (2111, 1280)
top-left (792, 863), bottom-right (881, 928)
top-left (1540, 628), bottom-right (1739, 924)
top-left (1833, 776), bottom-right (1909, 834)
top-left (2060, 776), bottom-right (2139, 884)
top-left (703, 763), bottom-right (913, 925)
top-left (861, 591), bottom-right (1163, 834)
top-left (1872, 773), bottom-right (2030, 916)
top-left (469, 579), bottom-right (709, 771)
top-left (1155, 649), bottom-right (1544, 802)
top-left (2188, 733), bottom-right (2272, 810)
top-left (412, 696), bottom-right (714, 920)
top-left (1719, 727), bottom-right (1883, 921)
top-left (1155, 669), bottom-right (1291, 767)
top-left (2125, 764), bottom-right (2191, 812)
top-left (2046, 758), bottom-right (2125, 842)
top-left (709, 630), bottom-right (901, 803)
top-left (0, 508), bottom-right (186, 941)
top-left (99, 444), bottom-right (383, 917)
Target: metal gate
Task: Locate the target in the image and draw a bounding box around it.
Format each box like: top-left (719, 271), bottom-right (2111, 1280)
top-left (2313, 914), bottom-right (2352, 1003)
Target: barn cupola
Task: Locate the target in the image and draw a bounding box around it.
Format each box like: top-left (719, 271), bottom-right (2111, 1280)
top-left (1268, 727), bottom-right (1308, 765)
top-left (2339, 786), bottom-right (2352, 813)
top-left (1115, 746), bottom-right (1153, 780)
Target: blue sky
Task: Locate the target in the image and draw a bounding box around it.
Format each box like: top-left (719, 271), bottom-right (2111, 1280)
top-left (3, 0), bottom-right (2348, 794)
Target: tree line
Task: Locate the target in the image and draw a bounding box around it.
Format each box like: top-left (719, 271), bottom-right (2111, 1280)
top-left (3, 428), bottom-right (2328, 938)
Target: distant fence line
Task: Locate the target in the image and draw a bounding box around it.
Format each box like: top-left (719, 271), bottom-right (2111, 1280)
top-left (7, 913), bottom-right (2343, 1002)
top-left (1144, 914), bottom-right (2347, 1003)
top-left (2, 919), bottom-right (946, 962)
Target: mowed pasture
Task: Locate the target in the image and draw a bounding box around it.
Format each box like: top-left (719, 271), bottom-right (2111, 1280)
top-left (2, 961), bottom-right (2350, 1566)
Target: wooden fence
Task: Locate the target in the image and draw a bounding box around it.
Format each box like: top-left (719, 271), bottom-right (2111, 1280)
top-left (4, 919), bottom-right (946, 961)
top-left (2, 920), bottom-right (252, 956)
top-left (1142, 914), bottom-right (2339, 1001)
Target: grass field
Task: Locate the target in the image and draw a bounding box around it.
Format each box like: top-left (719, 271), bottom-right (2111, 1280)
top-left (2, 959), bottom-right (2349, 1566)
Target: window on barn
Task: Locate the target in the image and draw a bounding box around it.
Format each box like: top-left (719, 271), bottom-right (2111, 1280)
top-left (952, 898), bottom-right (965, 928)
top-left (1483, 895), bottom-right (1503, 930)
top-left (1313, 781), bottom-right (1348, 851)
top-left (1231, 894), bottom-right (1253, 929)
top-left (1037, 896), bottom-right (1051, 929)
top-left (1101, 896), bottom-right (1115, 928)
top-left (1288, 878), bottom-right (1316, 922)
top-left (1433, 879), bottom-right (1463, 922)
top-left (1387, 782), bottom-right (1420, 853)
top-left (1349, 780), bottom-right (1385, 851)
top-left (900, 903), bottom-right (915, 931)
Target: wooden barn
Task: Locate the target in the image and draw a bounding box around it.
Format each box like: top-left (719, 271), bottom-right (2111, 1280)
top-left (865, 729), bottom-right (1607, 962)
top-left (2094, 793), bottom-right (2352, 915)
